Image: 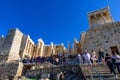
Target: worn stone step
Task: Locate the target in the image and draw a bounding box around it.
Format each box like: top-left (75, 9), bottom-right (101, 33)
top-left (81, 63), bottom-right (118, 80)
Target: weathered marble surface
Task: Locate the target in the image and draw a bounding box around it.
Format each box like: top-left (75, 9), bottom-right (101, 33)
top-left (0, 61), bottom-right (23, 80)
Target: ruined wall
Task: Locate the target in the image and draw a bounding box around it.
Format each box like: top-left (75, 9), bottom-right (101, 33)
top-left (43, 45), bottom-right (52, 56)
top-left (54, 44), bottom-right (64, 55)
top-left (0, 28), bottom-right (26, 79)
top-left (88, 6), bottom-right (113, 28)
top-left (19, 35), bottom-right (28, 58)
top-left (0, 61), bottom-right (23, 80)
top-left (82, 22), bottom-right (120, 54)
top-left (34, 39), bottom-right (44, 57)
top-left (0, 27), bottom-right (68, 79)
top-left (79, 32), bottom-right (86, 53)
top-left (42, 43), bottom-right (64, 57)
top-left (0, 36), bottom-right (5, 50)
top-left (20, 35), bottom-right (35, 59)
top-left (0, 28), bottom-right (23, 62)
top-left (7, 28), bottom-right (23, 61)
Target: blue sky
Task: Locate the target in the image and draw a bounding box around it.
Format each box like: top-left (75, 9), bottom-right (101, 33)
top-left (0, 0), bottom-right (120, 47)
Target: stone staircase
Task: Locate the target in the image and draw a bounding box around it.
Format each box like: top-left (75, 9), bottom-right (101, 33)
top-left (20, 62), bottom-right (120, 80)
top-left (81, 63), bottom-right (120, 80)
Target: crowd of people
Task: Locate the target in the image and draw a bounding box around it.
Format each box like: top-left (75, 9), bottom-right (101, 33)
top-left (22, 53), bottom-right (80, 65)
top-left (81, 48), bottom-right (120, 78)
top-left (23, 48), bottom-right (120, 78)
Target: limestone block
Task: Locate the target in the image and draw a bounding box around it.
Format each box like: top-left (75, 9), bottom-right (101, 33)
top-left (82, 22), bottom-right (120, 53)
top-left (0, 61), bottom-right (23, 80)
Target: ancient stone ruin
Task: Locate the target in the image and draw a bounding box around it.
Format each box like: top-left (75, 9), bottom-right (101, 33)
top-left (0, 6), bottom-right (120, 79)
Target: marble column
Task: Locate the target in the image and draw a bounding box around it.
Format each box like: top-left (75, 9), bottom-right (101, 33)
top-left (36, 45), bottom-right (39, 57)
top-left (25, 40), bottom-right (29, 52)
top-left (100, 12), bottom-right (106, 24)
top-left (31, 45), bottom-right (34, 57)
top-left (88, 16), bottom-right (92, 27)
top-left (68, 41), bottom-right (71, 54)
top-left (33, 47), bottom-right (36, 58)
top-left (29, 43), bottom-right (32, 56)
top-left (28, 42), bottom-right (31, 55)
top-left (107, 11), bottom-right (113, 22)
top-left (94, 14), bottom-right (98, 25)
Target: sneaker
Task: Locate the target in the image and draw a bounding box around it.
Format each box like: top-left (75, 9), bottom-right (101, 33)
top-left (115, 75), bottom-right (118, 79)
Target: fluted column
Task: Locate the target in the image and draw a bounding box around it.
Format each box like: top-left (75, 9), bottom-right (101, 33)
top-left (29, 43), bottom-right (32, 57)
top-left (28, 43), bottom-right (31, 55)
top-left (33, 47), bottom-right (37, 58)
top-left (94, 14), bottom-right (98, 26)
top-left (101, 12), bottom-right (106, 24)
top-left (28, 42), bottom-right (30, 55)
top-left (25, 40), bottom-right (29, 52)
top-left (31, 45), bottom-right (34, 57)
top-left (27, 41), bottom-right (30, 53)
top-left (68, 41), bottom-right (71, 54)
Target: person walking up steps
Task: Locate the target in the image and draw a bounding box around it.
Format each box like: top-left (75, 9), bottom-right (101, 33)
top-left (91, 49), bottom-right (97, 66)
top-left (98, 48), bottom-right (105, 64)
top-left (105, 53), bottom-right (118, 78)
top-left (111, 52), bottom-right (120, 74)
top-left (82, 50), bottom-right (92, 70)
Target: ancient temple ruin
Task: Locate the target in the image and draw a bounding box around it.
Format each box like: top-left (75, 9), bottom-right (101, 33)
top-left (0, 28), bottom-right (67, 61)
top-left (80, 6), bottom-right (120, 54)
top-left (0, 6), bottom-right (120, 79)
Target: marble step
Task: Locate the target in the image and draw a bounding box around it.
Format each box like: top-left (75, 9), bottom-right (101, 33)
top-left (81, 63), bottom-right (119, 80)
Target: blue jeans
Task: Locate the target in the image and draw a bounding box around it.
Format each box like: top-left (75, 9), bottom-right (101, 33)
top-left (115, 63), bottom-right (120, 73)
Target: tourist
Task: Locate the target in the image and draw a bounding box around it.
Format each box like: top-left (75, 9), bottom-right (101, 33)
top-left (91, 49), bottom-right (97, 66)
top-left (55, 57), bottom-right (59, 65)
top-left (62, 55), bottom-right (66, 65)
top-left (105, 53), bottom-right (117, 78)
top-left (35, 56), bottom-right (41, 62)
top-left (111, 51), bottom-right (120, 74)
top-left (58, 72), bottom-right (64, 80)
top-left (76, 53), bottom-right (82, 64)
top-left (82, 50), bottom-right (92, 69)
top-left (23, 54), bottom-right (31, 63)
top-left (98, 48), bottom-right (105, 64)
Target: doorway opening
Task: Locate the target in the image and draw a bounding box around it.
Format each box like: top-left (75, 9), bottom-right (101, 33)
top-left (110, 46), bottom-right (119, 55)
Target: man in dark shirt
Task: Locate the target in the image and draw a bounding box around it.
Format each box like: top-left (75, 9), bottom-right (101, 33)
top-left (98, 48), bottom-right (105, 64)
top-left (105, 53), bottom-right (117, 78)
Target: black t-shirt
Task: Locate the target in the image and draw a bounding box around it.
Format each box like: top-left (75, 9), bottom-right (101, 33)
top-left (105, 57), bottom-right (111, 64)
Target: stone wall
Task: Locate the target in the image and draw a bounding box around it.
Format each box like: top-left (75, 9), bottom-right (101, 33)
top-left (7, 28), bottom-right (23, 61)
top-left (79, 32), bottom-right (86, 53)
top-left (0, 61), bottom-right (23, 80)
top-left (34, 39), bottom-right (44, 57)
top-left (42, 43), bottom-right (64, 57)
top-left (19, 35), bottom-right (28, 58)
top-left (43, 45), bottom-right (52, 56)
top-left (82, 21), bottom-right (120, 54)
top-left (0, 36), bottom-right (5, 50)
top-left (24, 63), bottom-right (84, 79)
top-left (54, 44), bottom-right (64, 55)
top-left (19, 35), bottom-right (35, 59)
top-left (0, 28), bottom-right (23, 62)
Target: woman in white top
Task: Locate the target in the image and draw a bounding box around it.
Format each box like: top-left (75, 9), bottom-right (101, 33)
top-left (111, 52), bottom-right (120, 73)
top-left (82, 50), bottom-right (92, 69)
top-left (91, 50), bottom-right (97, 66)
